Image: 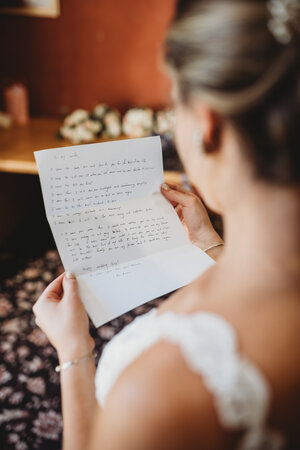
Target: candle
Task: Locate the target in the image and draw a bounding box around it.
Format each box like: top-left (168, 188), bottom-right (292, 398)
top-left (4, 83), bottom-right (29, 125)
top-left (0, 112), bottom-right (12, 129)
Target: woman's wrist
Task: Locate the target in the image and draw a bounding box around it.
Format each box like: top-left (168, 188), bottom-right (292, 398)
top-left (193, 226), bottom-right (223, 251)
top-left (57, 336), bottom-right (95, 364)
top-left (55, 351), bottom-right (97, 373)
top-left (204, 242), bottom-right (224, 261)
top-left (191, 226), bottom-right (224, 261)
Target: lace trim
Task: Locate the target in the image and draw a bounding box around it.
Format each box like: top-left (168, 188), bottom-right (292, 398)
top-left (95, 308), bottom-right (285, 450)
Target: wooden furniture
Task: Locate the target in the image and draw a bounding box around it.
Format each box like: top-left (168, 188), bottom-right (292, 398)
top-left (0, 117), bottom-right (182, 184)
top-left (0, 117), bottom-right (183, 243)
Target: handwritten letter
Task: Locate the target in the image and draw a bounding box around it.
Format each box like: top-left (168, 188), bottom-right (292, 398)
top-left (35, 137), bottom-right (214, 327)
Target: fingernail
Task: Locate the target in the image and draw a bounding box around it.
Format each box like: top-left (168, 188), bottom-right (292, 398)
top-left (161, 183), bottom-right (170, 191)
top-left (66, 271), bottom-right (76, 279)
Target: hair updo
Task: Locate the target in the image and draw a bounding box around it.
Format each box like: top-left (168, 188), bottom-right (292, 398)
top-left (164, 0), bottom-right (300, 185)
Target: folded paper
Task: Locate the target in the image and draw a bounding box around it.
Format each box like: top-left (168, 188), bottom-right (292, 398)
top-left (35, 136), bottom-right (214, 327)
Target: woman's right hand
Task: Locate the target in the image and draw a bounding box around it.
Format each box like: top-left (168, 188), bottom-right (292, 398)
top-left (161, 183), bottom-right (223, 254)
top-left (33, 272), bottom-right (94, 363)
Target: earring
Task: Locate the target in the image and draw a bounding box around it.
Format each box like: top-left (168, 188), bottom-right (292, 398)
top-left (193, 131), bottom-right (207, 155)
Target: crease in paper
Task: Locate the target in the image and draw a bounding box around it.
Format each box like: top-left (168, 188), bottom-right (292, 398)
top-left (35, 136), bottom-right (214, 327)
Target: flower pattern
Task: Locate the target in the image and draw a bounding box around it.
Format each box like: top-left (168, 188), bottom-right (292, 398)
top-left (0, 249), bottom-right (165, 449)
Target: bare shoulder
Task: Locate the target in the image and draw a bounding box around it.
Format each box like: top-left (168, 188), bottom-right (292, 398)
top-left (157, 279), bottom-right (300, 445)
top-left (89, 276), bottom-right (300, 449)
top-left (158, 276), bottom-right (300, 385)
top-left (90, 339), bottom-right (239, 450)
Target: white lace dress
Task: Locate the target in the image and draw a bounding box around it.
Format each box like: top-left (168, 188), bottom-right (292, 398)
top-left (95, 307), bottom-right (285, 450)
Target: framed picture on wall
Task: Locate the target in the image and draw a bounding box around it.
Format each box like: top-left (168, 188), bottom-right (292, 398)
top-left (0, 0), bottom-right (60, 18)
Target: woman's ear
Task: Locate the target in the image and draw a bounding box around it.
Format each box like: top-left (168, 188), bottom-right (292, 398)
top-left (192, 102), bottom-right (223, 153)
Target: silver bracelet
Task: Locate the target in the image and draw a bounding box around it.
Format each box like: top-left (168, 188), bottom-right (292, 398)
top-left (55, 352), bottom-right (97, 373)
top-left (203, 242), bottom-right (224, 253)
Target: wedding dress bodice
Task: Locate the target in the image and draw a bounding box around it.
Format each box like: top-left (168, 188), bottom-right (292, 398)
top-left (95, 307), bottom-right (285, 450)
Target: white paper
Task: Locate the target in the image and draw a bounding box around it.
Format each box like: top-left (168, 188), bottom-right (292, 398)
top-left (35, 137), bottom-right (214, 327)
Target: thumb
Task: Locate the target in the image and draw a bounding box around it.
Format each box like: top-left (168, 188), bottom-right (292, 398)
top-left (161, 183), bottom-right (192, 207)
top-left (62, 272), bottom-right (80, 300)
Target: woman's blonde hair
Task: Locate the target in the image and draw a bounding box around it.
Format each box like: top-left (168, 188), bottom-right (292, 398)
top-left (165, 0), bottom-right (300, 184)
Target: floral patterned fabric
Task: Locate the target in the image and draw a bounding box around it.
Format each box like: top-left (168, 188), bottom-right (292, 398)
top-left (0, 250), bottom-right (165, 450)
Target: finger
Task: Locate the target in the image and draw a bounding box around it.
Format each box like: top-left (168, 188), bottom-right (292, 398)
top-left (62, 272), bottom-right (80, 302)
top-left (161, 183), bottom-right (194, 207)
top-left (166, 183), bottom-right (193, 195)
top-left (175, 204), bottom-right (184, 222)
top-left (170, 183), bottom-right (204, 204)
top-left (160, 184), bottom-right (178, 207)
top-left (42, 272), bottom-right (65, 299)
top-left (167, 198), bottom-right (179, 208)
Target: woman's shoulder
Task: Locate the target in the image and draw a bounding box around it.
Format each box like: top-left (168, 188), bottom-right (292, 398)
top-left (158, 279), bottom-right (300, 382)
top-left (96, 279), bottom-right (300, 449)
top-left (97, 326), bottom-right (240, 450)
top-left (155, 280), bottom-right (300, 444)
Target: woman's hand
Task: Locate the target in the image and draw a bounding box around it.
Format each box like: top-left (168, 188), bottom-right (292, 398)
top-left (33, 272), bottom-right (94, 362)
top-left (161, 183), bottom-right (223, 252)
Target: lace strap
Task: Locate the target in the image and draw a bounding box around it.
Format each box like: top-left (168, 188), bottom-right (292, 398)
top-left (96, 308), bottom-right (285, 449)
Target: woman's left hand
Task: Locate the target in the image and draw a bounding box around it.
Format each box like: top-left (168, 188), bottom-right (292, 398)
top-left (161, 183), bottom-right (223, 250)
top-left (33, 272), bottom-right (94, 362)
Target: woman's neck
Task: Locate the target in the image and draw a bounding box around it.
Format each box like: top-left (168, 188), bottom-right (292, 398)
top-left (220, 183), bottom-right (300, 291)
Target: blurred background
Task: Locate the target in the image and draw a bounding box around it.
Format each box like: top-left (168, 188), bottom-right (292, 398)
top-left (0, 3), bottom-right (179, 449)
top-left (0, 0), bottom-right (181, 278)
top-left (0, 0), bottom-right (173, 115)
top-left (0, 4), bottom-right (224, 449)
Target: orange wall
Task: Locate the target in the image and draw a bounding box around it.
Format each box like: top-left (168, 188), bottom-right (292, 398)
top-left (0, 0), bottom-right (175, 115)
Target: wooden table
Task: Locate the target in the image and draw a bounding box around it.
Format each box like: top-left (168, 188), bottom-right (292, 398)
top-left (0, 117), bottom-right (182, 184)
top-left (0, 117), bottom-right (184, 243)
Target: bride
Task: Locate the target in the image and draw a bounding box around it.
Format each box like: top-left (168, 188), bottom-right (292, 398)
top-left (33, 1), bottom-right (300, 449)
